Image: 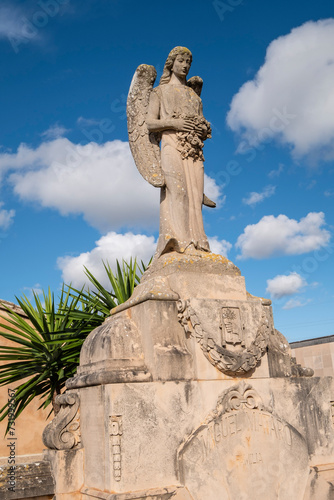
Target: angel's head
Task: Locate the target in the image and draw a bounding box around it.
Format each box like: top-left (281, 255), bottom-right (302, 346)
top-left (159, 46), bottom-right (193, 85)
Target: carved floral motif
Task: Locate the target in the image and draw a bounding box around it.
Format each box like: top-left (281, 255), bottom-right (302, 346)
top-left (215, 382), bottom-right (264, 415)
top-left (173, 112), bottom-right (212, 161)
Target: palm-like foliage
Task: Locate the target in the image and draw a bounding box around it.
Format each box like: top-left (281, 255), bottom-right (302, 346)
top-left (0, 258), bottom-right (148, 427)
top-left (0, 286), bottom-right (99, 425)
top-left (73, 258), bottom-right (147, 315)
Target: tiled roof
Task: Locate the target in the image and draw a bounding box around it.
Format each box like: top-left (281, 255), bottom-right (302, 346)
top-left (0, 300), bottom-right (26, 317)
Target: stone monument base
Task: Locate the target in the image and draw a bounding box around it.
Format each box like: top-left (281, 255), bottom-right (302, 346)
top-left (43, 255), bottom-right (334, 499)
top-left (47, 377), bottom-right (334, 500)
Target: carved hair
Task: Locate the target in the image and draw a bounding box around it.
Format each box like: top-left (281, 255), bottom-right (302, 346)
top-left (159, 46), bottom-right (193, 85)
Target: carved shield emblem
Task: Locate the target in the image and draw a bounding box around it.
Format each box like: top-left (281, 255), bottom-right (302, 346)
top-left (221, 307), bottom-right (245, 348)
top-left (177, 299), bottom-right (269, 375)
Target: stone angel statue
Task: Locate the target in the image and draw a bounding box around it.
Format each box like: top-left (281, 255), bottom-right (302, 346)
top-left (127, 46), bottom-right (215, 257)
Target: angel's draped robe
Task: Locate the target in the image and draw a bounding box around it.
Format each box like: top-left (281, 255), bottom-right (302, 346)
top-left (152, 84), bottom-right (211, 257)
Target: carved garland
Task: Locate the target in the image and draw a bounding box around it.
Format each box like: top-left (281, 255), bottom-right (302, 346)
top-left (177, 300), bottom-right (268, 375)
top-left (42, 393), bottom-right (81, 450)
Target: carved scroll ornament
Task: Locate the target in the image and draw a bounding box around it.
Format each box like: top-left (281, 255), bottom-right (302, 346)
top-left (42, 392), bottom-right (81, 450)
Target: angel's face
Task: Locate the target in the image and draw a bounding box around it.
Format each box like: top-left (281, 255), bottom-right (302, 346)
top-left (172, 53), bottom-right (191, 78)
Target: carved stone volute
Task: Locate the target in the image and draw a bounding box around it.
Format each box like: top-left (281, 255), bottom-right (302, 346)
top-left (42, 392), bottom-right (81, 450)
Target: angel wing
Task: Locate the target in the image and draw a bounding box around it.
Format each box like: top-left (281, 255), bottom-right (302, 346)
top-left (127, 64), bottom-right (165, 187)
top-left (187, 76), bottom-right (203, 97)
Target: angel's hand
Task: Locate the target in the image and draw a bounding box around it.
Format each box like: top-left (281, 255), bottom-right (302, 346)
top-left (147, 117), bottom-right (196, 133)
top-left (194, 123), bottom-right (206, 135)
top-left (172, 118), bottom-right (196, 132)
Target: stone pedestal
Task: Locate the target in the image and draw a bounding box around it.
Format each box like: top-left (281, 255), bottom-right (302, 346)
top-left (43, 254), bottom-right (334, 499)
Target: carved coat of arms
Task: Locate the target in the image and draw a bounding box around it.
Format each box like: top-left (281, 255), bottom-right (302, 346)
top-left (221, 307), bottom-right (245, 348)
top-left (177, 299), bottom-right (269, 375)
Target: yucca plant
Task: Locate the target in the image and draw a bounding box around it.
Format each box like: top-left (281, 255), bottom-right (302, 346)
top-left (0, 258), bottom-right (149, 428)
top-left (72, 258), bottom-right (147, 315)
top-left (0, 286), bottom-right (99, 425)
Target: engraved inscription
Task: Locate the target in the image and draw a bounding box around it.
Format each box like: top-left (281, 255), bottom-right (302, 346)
top-left (109, 416), bottom-right (123, 482)
top-left (197, 409), bottom-right (292, 461)
top-left (236, 452), bottom-right (263, 466)
top-left (177, 383), bottom-right (310, 499)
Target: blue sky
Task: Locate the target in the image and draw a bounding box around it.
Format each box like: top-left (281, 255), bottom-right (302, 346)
top-left (0, 0), bottom-right (333, 342)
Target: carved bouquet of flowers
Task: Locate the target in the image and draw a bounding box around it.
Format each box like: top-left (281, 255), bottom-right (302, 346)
top-left (174, 112), bottom-right (212, 161)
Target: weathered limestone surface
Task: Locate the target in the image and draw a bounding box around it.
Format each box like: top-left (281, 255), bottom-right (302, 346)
top-left (0, 460), bottom-right (54, 500)
top-left (43, 448), bottom-right (83, 500)
top-left (74, 377), bottom-right (334, 499)
top-left (46, 254), bottom-right (334, 499)
top-left (67, 252), bottom-right (275, 388)
top-left (42, 46), bottom-right (334, 499)
top-left (112, 252), bottom-right (244, 313)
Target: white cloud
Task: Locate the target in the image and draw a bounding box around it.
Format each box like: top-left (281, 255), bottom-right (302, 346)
top-left (208, 236), bottom-right (232, 256)
top-left (77, 117), bottom-right (101, 127)
top-left (268, 164), bottom-right (284, 178)
top-left (266, 272), bottom-right (306, 299)
top-left (236, 212), bottom-right (330, 259)
top-left (227, 19), bottom-right (334, 161)
top-left (0, 3), bottom-right (73, 52)
top-left (0, 203), bottom-right (15, 230)
top-left (282, 298), bottom-right (311, 310)
top-left (2, 139), bottom-right (159, 232)
top-left (23, 283), bottom-right (44, 299)
top-left (0, 6), bottom-right (26, 40)
top-left (204, 174), bottom-right (224, 207)
top-left (242, 185), bottom-right (275, 206)
top-left (305, 180), bottom-right (317, 190)
top-left (0, 5), bottom-right (44, 52)
top-left (57, 231), bottom-right (157, 289)
top-left (41, 124), bottom-right (69, 140)
top-left (58, 232), bottom-right (232, 289)
top-left (0, 138), bottom-right (223, 233)
top-left (0, 140), bottom-right (68, 171)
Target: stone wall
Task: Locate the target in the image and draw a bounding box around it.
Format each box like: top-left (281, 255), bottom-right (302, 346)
top-left (0, 300), bottom-right (53, 459)
top-left (0, 458), bottom-right (54, 500)
top-left (291, 335), bottom-right (334, 378)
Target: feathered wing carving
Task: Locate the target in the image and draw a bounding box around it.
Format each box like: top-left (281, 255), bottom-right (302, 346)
top-left (127, 64), bottom-right (165, 187)
top-left (187, 76), bottom-right (203, 97)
